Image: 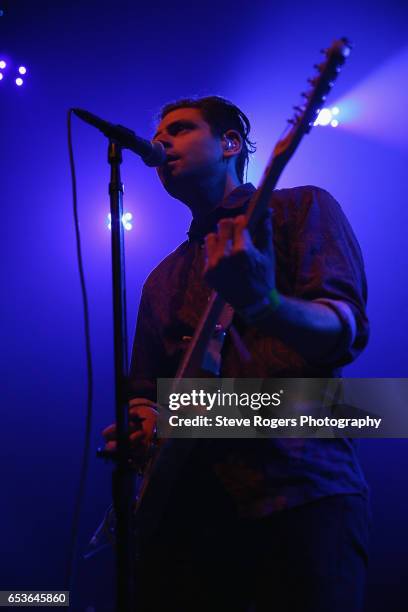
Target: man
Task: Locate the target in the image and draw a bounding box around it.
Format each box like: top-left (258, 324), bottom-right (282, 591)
top-left (103, 96), bottom-right (370, 611)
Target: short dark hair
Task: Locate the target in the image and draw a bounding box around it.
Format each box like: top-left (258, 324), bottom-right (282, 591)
top-left (158, 95), bottom-right (256, 183)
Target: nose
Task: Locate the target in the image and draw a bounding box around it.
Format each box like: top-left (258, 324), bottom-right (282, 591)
top-left (153, 134), bottom-right (172, 150)
top-left (153, 135), bottom-right (177, 165)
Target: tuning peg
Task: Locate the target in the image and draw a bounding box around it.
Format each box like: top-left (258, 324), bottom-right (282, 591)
top-left (313, 62), bottom-right (326, 73)
top-left (287, 118), bottom-right (296, 124)
top-left (307, 76), bottom-right (319, 86)
top-left (293, 105), bottom-right (304, 112)
top-left (301, 91), bottom-right (310, 99)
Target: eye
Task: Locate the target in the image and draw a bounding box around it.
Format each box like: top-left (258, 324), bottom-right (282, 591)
top-left (169, 121), bottom-right (195, 136)
top-left (173, 125), bottom-right (188, 134)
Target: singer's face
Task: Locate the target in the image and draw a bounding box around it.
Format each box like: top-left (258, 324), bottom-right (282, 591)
top-left (152, 108), bottom-right (225, 195)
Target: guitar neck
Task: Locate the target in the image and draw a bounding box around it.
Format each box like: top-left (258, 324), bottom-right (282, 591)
top-left (245, 151), bottom-right (288, 234)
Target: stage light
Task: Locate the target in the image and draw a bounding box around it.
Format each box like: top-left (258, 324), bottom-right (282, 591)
top-left (314, 108), bottom-right (332, 126)
top-left (0, 57), bottom-right (29, 89)
top-left (122, 212), bottom-right (133, 231)
top-left (107, 212), bottom-right (133, 231)
top-left (314, 107), bottom-right (341, 127)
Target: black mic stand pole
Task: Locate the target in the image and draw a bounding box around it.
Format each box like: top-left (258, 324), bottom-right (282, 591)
top-left (104, 139), bottom-right (135, 612)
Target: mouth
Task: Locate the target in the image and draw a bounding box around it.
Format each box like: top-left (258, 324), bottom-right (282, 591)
top-left (165, 154), bottom-right (180, 164)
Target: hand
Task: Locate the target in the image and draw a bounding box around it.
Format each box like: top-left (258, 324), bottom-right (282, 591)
top-left (102, 397), bottom-right (158, 457)
top-left (203, 212), bottom-right (276, 310)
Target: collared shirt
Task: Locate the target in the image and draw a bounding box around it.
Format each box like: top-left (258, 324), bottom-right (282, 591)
top-left (129, 183), bottom-right (370, 518)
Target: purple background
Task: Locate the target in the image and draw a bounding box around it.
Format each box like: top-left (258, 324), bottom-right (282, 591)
top-left (1, 0), bottom-right (407, 609)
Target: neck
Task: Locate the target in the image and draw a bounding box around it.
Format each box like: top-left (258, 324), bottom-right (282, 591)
top-left (180, 174), bottom-right (241, 220)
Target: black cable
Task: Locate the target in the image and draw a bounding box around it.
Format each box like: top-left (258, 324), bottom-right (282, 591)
top-left (64, 109), bottom-right (94, 594)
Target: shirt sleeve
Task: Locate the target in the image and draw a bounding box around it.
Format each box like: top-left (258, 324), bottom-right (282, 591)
top-left (128, 284), bottom-right (162, 402)
top-left (290, 186), bottom-right (369, 367)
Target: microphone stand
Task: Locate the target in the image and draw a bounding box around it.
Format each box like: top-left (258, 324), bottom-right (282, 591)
top-left (98, 139), bottom-right (136, 611)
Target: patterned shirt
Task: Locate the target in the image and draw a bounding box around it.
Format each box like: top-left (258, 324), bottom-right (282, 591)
top-left (129, 183), bottom-right (370, 518)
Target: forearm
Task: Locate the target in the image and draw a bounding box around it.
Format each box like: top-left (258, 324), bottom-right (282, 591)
top-left (203, 211), bottom-right (358, 363)
top-left (246, 293), bottom-right (356, 363)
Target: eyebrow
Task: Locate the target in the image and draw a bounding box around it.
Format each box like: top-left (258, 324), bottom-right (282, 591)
top-left (153, 119), bottom-right (196, 140)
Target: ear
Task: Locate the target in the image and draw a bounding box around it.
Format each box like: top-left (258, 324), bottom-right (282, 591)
top-left (221, 129), bottom-right (243, 159)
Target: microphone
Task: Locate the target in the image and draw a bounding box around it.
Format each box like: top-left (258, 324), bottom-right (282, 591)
top-left (72, 108), bottom-right (166, 167)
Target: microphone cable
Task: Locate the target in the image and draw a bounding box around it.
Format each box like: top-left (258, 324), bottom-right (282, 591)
top-left (64, 109), bottom-right (94, 595)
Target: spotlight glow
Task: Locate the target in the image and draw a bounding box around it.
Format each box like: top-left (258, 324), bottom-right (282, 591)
top-left (314, 107), bottom-right (341, 127)
top-left (0, 73), bottom-right (3, 81)
top-left (107, 212), bottom-right (133, 231)
top-left (333, 47), bottom-right (408, 149)
top-left (0, 60), bottom-right (6, 69)
top-left (314, 108), bottom-right (332, 126)
top-left (122, 212), bottom-right (133, 231)
top-left (18, 66), bottom-right (27, 75)
top-left (15, 77), bottom-right (23, 86)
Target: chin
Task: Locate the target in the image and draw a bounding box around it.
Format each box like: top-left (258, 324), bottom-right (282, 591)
top-left (159, 166), bottom-right (193, 188)
top-left (160, 173), bottom-right (199, 203)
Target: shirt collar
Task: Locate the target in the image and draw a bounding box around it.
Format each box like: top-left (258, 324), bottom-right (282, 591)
top-left (187, 183), bottom-right (256, 243)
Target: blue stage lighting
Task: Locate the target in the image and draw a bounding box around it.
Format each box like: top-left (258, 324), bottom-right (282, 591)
top-left (15, 77), bottom-right (23, 86)
top-left (107, 212), bottom-right (133, 231)
top-left (0, 73), bottom-right (3, 81)
top-left (0, 60), bottom-right (6, 69)
top-left (122, 212), bottom-right (133, 231)
top-left (18, 66), bottom-right (27, 75)
top-left (314, 107), bottom-right (341, 127)
top-left (314, 108), bottom-right (332, 126)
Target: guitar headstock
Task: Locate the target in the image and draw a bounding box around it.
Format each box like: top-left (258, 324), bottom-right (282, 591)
top-left (273, 37), bottom-right (352, 159)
